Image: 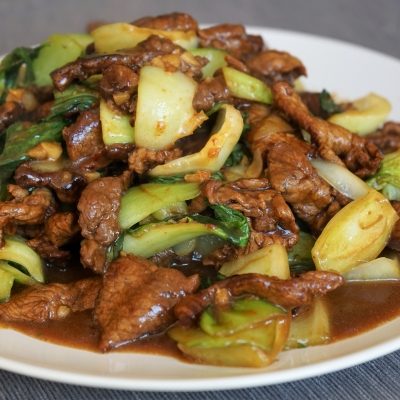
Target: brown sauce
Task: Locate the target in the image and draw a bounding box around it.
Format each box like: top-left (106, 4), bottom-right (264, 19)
top-left (2, 280), bottom-right (400, 361)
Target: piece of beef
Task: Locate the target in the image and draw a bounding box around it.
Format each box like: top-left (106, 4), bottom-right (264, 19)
top-left (98, 65), bottom-right (139, 113)
top-left (132, 12), bottom-right (198, 31)
top-left (204, 178), bottom-right (298, 247)
top-left (51, 35), bottom-right (182, 91)
top-left (105, 143), bottom-right (135, 160)
top-left (388, 201), bottom-right (400, 251)
top-left (128, 147), bottom-right (182, 175)
top-left (14, 162), bottom-right (86, 203)
top-left (267, 140), bottom-right (350, 233)
top-left (95, 255), bottom-right (200, 351)
top-left (192, 75), bottom-right (231, 111)
top-left (78, 176), bottom-right (126, 272)
top-left (45, 212), bottom-right (79, 247)
top-left (198, 24), bottom-right (264, 59)
top-left (80, 239), bottom-right (108, 274)
top-left (0, 101), bottom-right (24, 133)
top-left (27, 236), bottom-right (70, 261)
top-left (272, 81), bottom-right (382, 178)
top-left (62, 108), bottom-right (108, 170)
top-left (367, 122), bottom-right (400, 154)
top-left (246, 50), bottom-right (306, 85)
top-left (0, 277), bottom-right (101, 323)
top-left (0, 187), bottom-right (54, 246)
top-left (78, 176), bottom-right (125, 246)
top-left (174, 271), bottom-right (344, 324)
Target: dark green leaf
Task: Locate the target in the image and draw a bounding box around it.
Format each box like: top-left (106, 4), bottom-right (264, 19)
top-left (0, 46), bottom-right (41, 95)
top-left (319, 89), bottom-right (342, 115)
top-left (192, 205), bottom-right (250, 247)
top-left (106, 234), bottom-right (125, 262)
top-left (224, 143), bottom-right (245, 167)
top-left (150, 175), bottom-right (185, 184)
top-left (0, 119), bottom-right (67, 168)
top-left (46, 85), bottom-right (98, 120)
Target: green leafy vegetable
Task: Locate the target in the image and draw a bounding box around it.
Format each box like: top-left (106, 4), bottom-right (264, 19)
top-left (168, 297), bottom-right (289, 367)
top-left (151, 171), bottom-right (224, 184)
top-left (192, 205), bottom-right (250, 248)
top-left (0, 47), bottom-right (40, 92)
top-left (119, 182), bottom-right (200, 230)
top-left (223, 143), bottom-right (245, 167)
top-left (0, 119), bottom-right (67, 168)
top-left (47, 85), bottom-right (98, 120)
top-left (319, 89), bottom-right (342, 115)
top-left (288, 231), bottom-right (316, 275)
top-left (368, 150), bottom-right (400, 200)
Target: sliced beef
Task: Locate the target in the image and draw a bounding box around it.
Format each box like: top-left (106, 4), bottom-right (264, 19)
top-left (128, 147), bottom-right (182, 175)
top-left (272, 81), bottom-right (382, 178)
top-left (78, 176), bottom-right (126, 272)
top-left (45, 212), bottom-right (79, 247)
top-left (0, 101), bottom-right (24, 133)
top-left (0, 277), bottom-right (101, 323)
top-left (204, 178), bottom-right (298, 247)
top-left (174, 271), bottom-right (344, 324)
top-left (0, 187), bottom-right (54, 246)
top-left (132, 12), bottom-right (198, 31)
top-left (98, 65), bottom-right (138, 113)
top-left (95, 255), bottom-right (200, 351)
top-left (246, 50), bottom-right (306, 85)
top-left (267, 140), bottom-right (350, 233)
top-left (14, 162), bottom-right (86, 203)
top-left (105, 143), bottom-right (135, 160)
top-left (62, 108), bottom-right (108, 169)
top-left (198, 24), bottom-right (264, 59)
top-left (27, 236), bottom-right (70, 261)
top-left (80, 239), bottom-right (108, 274)
top-left (51, 35), bottom-right (181, 91)
top-left (192, 75), bottom-right (231, 111)
top-left (367, 122), bottom-right (400, 154)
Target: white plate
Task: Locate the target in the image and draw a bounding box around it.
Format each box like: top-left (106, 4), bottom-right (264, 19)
top-left (1, 27), bottom-right (400, 391)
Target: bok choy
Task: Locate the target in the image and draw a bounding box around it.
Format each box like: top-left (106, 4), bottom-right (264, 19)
top-left (134, 66), bottom-right (207, 150)
top-left (149, 104), bottom-right (243, 176)
top-left (168, 297), bottom-right (289, 367)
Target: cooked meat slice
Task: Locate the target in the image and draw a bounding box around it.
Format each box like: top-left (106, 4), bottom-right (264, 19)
top-left (198, 24), bottom-right (264, 59)
top-left (105, 143), bottom-right (135, 160)
top-left (95, 255), bottom-right (200, 351)
top-left (27, 236), bottom-right (70, 261)
top-left (78, 176), bottom-right (125, 246)
top-left (98, 65), bottom-right (138, 113)
top-left (0, 101), bottom-right (24, 133)
top-left (45, 212), bottom-right (79, 247)
top-left (0, 277), bottom-right (101, 323)
top-left (51, 35), bottom-right (181, 91)
top-left (272, 81), bottom-right (382, 178)
top-left (62, 108), bottom-right (108, 169)
top-left (0, 187), bottom-right (54, 246)
top-left (175, 271), bottom-right (344, 324)
top-left (132, 12), bottom-right (198, 31)
top-left (367, 122), bottom-right (400, 154)
top-left (388, 201), bottom-right (400, 251)
top-left (80, 239), bottom-right (108, 273)
top-left (267, 140), bottom-right (350, 233)
top-left (204, 178), bottom-right (298, 247)
top-left (128, 147), bottom-right (182, 174)
top-left (246, 50), bottom-right (306, 85)
top-left (192, 75), bottom-right (231, 111)
top-left (14, 162), bottom-right (86, 203)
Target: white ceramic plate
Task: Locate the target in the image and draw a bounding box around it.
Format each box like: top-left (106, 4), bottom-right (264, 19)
top-left (1, 27), bottom-right (400, 391)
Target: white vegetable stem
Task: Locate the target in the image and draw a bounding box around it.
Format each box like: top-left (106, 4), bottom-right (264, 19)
top-left (135, 66), bottom-right (207, 150)
top-left (150, 104), bottom-right (243, 176)
top-left (310, 158), bottom-right (370, 199)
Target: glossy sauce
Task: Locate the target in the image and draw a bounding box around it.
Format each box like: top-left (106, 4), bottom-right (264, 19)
top-left (2, 267), bottom-right (400, 360)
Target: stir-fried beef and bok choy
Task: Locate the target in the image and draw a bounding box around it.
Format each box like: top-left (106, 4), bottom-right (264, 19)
top-left (0, 12), bottom-right (400, 368)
